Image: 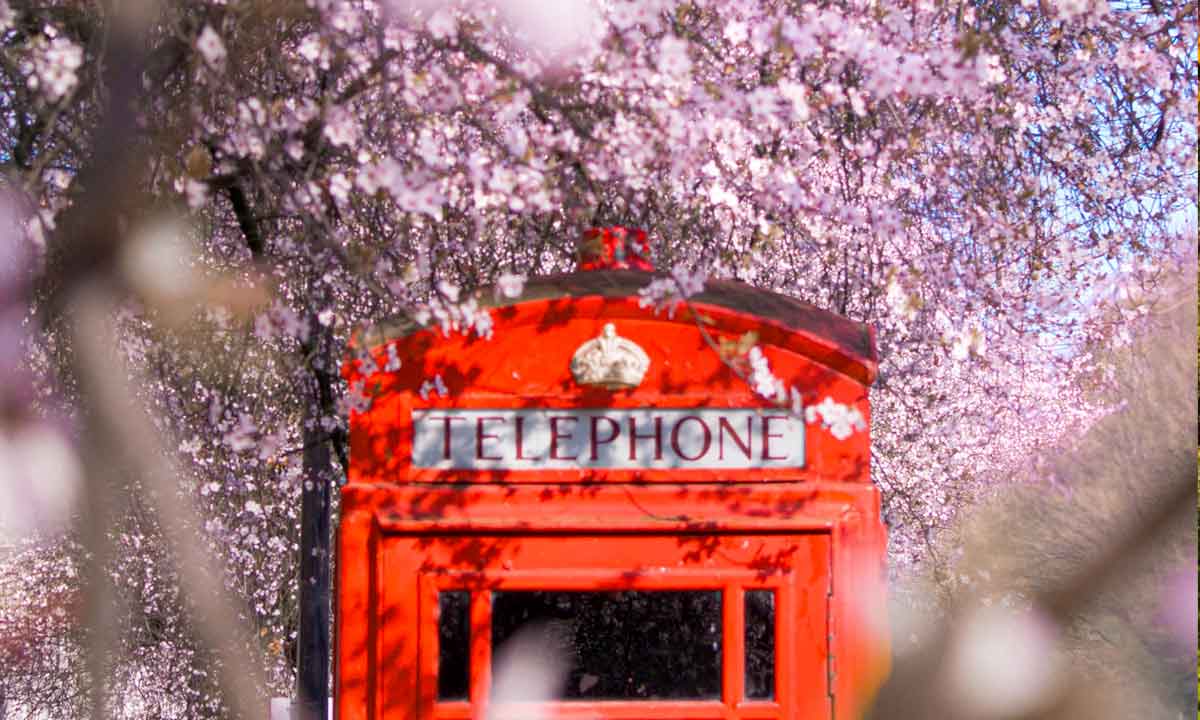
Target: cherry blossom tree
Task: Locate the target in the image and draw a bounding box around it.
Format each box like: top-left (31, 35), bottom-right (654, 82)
top-left (0, 0), bottom-right (1194, 716)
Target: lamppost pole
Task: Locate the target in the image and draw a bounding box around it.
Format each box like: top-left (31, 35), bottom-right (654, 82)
top-left (297, 318), bottom-right (332, 720)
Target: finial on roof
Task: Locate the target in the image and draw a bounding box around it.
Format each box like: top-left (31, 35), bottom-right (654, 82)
top-left (576, 226), bottom-right (654, 271)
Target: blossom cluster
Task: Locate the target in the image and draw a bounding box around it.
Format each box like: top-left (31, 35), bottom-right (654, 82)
top-left (637, 271), bottom-right (705, 318)
top-left (24, 31), bottom-right (82, 102)
top-left (414, 282), bottom-right (495, 339)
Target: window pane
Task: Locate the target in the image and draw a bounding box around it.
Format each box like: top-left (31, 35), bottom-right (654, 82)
top-left (437, 591), bottom-right (470, 700)
top-left (491, 590), bottom-right (721, 700)
top-left (744, 590), bottom-right (775, 700)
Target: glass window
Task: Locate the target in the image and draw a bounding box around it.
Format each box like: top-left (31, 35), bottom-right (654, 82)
top-left (744, 590), bottom-right (775, 700)
top-left (491, 590), bottom-right (722, 700)
top-left (437, 591), bottom-right (470, 700)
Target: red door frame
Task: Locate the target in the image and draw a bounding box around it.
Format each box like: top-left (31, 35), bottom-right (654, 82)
top-left (407, 534), bottom-right (830, 720)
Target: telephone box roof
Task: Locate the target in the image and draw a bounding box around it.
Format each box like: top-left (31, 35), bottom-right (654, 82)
top-left (355, 270), bottom-right (878, 385)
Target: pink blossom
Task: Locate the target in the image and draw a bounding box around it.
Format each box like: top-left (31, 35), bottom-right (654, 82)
top-left (657, 36), bottom-right (692, 77)
top-left (224, 413), bottom-right (258, 453)
top-left (746, 87), bottom-right (780, 118)
top-left (0, 1), bottom-right (14, 32)
top-left (724, 20), bottom-right (749, 45)
top-left (427, 8), bottom-right (457, 40)
top-left (609, 2), bottom-right (639, 31)
top-left (637, 267), bottom-right (706, 319)
top-left (323, 105), bottom-right (359, 147)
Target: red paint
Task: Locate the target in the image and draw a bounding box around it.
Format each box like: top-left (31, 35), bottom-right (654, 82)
top-left (337, 270), bottom-right (889, 720)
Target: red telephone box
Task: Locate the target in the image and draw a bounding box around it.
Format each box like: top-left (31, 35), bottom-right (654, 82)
top-left (338, 239), bottom-right (888, 720)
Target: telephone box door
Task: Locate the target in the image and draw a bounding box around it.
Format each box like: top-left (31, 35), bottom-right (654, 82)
top-left (377, 531), bottom-right (833, 720)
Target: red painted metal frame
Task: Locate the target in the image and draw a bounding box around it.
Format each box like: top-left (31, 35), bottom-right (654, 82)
top-left (338, 274), bottom-right (889, 720)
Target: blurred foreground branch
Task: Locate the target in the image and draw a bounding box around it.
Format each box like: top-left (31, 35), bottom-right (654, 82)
top-left (869, 457), bottom-right (1195, 720)
top-left (70, 282), bottom-right (267, 718)
top-left (36, 3), bottom-right (271, 717)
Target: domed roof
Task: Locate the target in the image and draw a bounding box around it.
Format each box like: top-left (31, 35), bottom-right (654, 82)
top-left (357, 270), bottom-right (877, 385)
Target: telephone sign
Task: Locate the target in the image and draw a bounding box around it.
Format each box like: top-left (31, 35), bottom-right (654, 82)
top-left (411, 408), bottom-right (805, 470)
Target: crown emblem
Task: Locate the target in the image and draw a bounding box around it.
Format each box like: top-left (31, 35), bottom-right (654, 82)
top-left (570, 323), bottom-right (649, 390)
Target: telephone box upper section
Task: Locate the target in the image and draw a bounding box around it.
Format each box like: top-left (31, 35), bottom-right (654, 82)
top-left (344, 270), bottom-right (877, 485)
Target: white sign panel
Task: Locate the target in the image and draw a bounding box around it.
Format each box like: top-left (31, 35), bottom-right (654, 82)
top-left (412, 409), bottom-right (804, 470)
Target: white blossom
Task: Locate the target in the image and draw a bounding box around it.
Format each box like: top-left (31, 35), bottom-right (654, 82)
top-left (341, 380), bottom-right (373, 414)
top-left (1053, 0), bottom-right (1090, 18)
top-left (0, 423), bottom-right (82, 540)
top-left (298, 34), bottom-right (323, 62)
top-left (806, 396), bottom-right (867, 440)
top-left (886, 275), bottom-right (920, 323)
top-left (777, 80), bottom-right (811, 121)
top-left (329, 173), bottom-right (352, 205)
top-left (196, 26), bottom-right (227, 69)
top-left (384, 344), bottom-right (403, 372)
top-left (609, 2), bottom-right (639, 30)
top-left (948, 323), bottom-right (986, 361)
top-left (944, 607), bottom-right (1061, 717)
top-left (184, 179), bottom-right (209, 209)
top-left (418, 374), bottom-right (448, 400)
top-left (29, 35), bottom-right (83, 102)
top-left (748, 347), bottom-right (789, 403)
top-left (724, 20), bottom-right (748, 45)
top-left (495, 273), bottom-right (527, 300)
top-left (253, 311), bottom-right (275, 341)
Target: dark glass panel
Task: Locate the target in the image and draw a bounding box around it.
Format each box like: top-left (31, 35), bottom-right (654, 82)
top-left (437, 591), bottom-right (470, 700)
top-left (491, 590), bottom-right (721, 700)
top-left (744, 590), bottom-right (775, 700)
